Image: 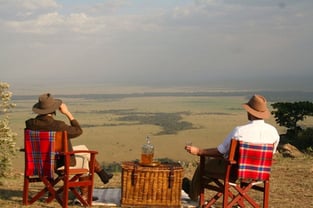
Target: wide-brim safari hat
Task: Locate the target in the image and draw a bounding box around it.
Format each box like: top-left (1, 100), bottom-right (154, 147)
top-left (32, 93), bottom-right (62, 115)
top-left (242, 94), bottom-right (270, 119)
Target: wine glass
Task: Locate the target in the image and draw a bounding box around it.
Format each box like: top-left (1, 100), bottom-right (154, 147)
top-left (185, 141), bottom-right (192, 146)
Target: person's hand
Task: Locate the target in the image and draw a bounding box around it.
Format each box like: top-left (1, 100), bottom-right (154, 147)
top-left (59, 103), bottom-right (70, 115)
top-left (185, 145), bottom-right (200, 155)
top-left (59, 103), bottom-right (74, 120)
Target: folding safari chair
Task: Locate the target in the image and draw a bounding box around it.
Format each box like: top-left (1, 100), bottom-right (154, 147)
top-left (23, 129), bottom-right (98, 208)
top-left (199, 139), bottom-right (274, 208)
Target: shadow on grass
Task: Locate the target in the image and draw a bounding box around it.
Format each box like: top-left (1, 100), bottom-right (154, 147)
top-left (0, 187), bottom-right (71, 208)
top-left (0, 188), bottom-right (23, 203)
top-left (81, 110), bottom-right (197, 135)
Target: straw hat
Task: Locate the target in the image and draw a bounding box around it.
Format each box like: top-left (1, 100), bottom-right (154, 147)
top-left (242, 94), bottom-right (270, 119)
top-left (32, 93), bottom-right (62, 115)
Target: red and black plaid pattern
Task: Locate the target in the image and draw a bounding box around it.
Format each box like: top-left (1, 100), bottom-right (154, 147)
top-left (238, 141), bottom-right (274, 180)
top-left (24, 130), bottom-right (56, 178)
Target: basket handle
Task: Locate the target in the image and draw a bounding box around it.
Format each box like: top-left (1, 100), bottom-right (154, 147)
top-left (168, 165), bottom-right (174, 188)
top-left (131, 163), bottom-right (138, 185)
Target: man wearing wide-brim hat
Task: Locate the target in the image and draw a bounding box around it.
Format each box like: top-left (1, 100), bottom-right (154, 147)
top-left (183, 94), bottom-right (280, 201)
top-left (26, 93), bottom-right (113, 203)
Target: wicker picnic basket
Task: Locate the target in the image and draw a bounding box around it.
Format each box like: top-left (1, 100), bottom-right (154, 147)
top-left (121, 161), bottom-right (184, 207)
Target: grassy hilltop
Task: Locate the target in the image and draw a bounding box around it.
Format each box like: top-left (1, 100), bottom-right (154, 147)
top-left (2, 91), bottom-right (313, 207)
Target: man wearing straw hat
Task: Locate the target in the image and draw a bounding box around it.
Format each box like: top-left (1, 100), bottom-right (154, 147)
top-left (26, 93), bottom-right (113, 202)
top-left (183, 94), bottom-right (280, 201)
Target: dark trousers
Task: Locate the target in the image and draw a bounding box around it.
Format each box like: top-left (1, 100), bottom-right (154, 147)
top-left (189, 157), bottom-right (227, 201)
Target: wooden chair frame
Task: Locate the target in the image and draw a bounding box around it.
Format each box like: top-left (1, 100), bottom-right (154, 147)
top-left (23, 130), bottom-right (98, 208)
top-left (199, 139), bottom-right (273, 208)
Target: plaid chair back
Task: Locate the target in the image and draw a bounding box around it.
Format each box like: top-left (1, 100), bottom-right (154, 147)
top-left (24, 130), bottom-right (61, 178)
top-left (238, 141), bottom-right (274, 180)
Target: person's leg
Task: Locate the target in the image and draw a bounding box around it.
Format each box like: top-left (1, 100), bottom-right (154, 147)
top-left (72, 176), bottom-right (98, 205)
top-left (73, 145), bottom-right (113, 184)
top-left (71, 145), bottom-right (95, 203)
top-left (94, 160), bottom-right (113, 184)
top-left (188, 165), bottom-right (201, 201)
top-left (188, 157), bottom-right (226, 201)
top-left (72, 145), bottom-right (90, 170)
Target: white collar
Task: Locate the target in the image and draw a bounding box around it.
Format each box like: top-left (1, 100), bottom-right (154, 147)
top-left (249, 120), bottom-right (265, 124)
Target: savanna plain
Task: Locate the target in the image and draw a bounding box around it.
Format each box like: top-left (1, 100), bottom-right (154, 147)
top-left (1, 93), bottom-right (313, 207)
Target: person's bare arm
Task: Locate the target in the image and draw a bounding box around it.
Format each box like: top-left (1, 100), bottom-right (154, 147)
top-left (58, 103), bottom-right (82, 138)
top-left (59, 103), bottom-right (75, 121)
top-left (185, 145), bottom-right (223, 157)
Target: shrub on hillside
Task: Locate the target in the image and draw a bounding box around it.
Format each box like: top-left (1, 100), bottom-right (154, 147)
top-left (271, 101), bottom-right (313, 152)
top-left (293, 128), bottom-right (313, 154)
top-left (0, 82), bottom-right (17, 178)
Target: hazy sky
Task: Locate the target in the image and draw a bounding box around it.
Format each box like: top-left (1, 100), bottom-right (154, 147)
top-left (1, 0), bottom-right (313, 93)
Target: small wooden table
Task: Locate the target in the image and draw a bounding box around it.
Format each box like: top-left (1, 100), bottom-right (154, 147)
top-left (121, 161), bottom-right (183, 207)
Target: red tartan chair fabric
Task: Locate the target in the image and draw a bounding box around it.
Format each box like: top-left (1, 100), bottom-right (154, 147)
top-left (24, 131), bottom-right (57, 178)
top-left (23, 129), bottom-right (98, 208)
top-left (238, 141), bottom-right (273, 181)
top-left (199, 139), bottom-right (274, 208)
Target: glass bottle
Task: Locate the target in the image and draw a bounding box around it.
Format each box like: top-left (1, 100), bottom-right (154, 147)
top-left (141, 136), bottom-right (154, 164)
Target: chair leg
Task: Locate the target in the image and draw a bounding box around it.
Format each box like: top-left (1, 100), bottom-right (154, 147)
top-left (205, 192), bottom-right (223, 208)
top-left (199, 187), bottom-right (205, 207)
top-left (238, 182), bottom-right (245, 208)
top-left (263, 181), bottom-right (270, 208)
top-left (222, 185), bottom-right (228, 208)
top-left (79, 176), bottom-right (93, 206)
top-left (23, 176), bottom-right (58, 205)
top-left (23, 177), bottom-right (29, 205)
top-left (62, 175), bottom-right (69, 208)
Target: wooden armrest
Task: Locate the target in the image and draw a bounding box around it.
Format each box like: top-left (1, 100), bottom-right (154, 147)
top-left (58, 150), bottom-right (98, 156)
top-left (228, 159), bottom-right (237, 165)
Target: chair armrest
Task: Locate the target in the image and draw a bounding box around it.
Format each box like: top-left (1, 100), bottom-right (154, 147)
top-left (228, 159), bottom-right (237, 165)
top-left (58, 150), bottom-right (98, 156)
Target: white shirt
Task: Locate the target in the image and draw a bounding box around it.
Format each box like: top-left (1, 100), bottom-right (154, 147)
top-left (217, 120), bottom-right (280, 155)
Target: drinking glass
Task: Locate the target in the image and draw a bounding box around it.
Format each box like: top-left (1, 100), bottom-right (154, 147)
top-left (185, 141), bottom-right (192, 146)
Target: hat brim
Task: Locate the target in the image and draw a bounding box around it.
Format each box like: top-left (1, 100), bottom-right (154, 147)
top-left (32, 99), bottom-right (62, 114)
top-left (242, 103), bottom-right (270, 119)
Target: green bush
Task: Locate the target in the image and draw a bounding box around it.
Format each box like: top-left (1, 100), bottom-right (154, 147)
top-left (294, 128), bottom-right (313, 153)
top-left (0, 82), bottom-right (17, 178)
top-left (271, 101), bottom-right (313, 152)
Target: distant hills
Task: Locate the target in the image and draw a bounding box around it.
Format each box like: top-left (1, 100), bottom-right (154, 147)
top-left (12, 90), bottom-right (313, 102)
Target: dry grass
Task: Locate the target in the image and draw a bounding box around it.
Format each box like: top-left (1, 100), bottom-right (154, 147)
top-left (269, 154), bottom-right (313, 208)
top-left (1, 154), bottom-right (313, 207)
top-left (184, 154), bottom-right (313, 208)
